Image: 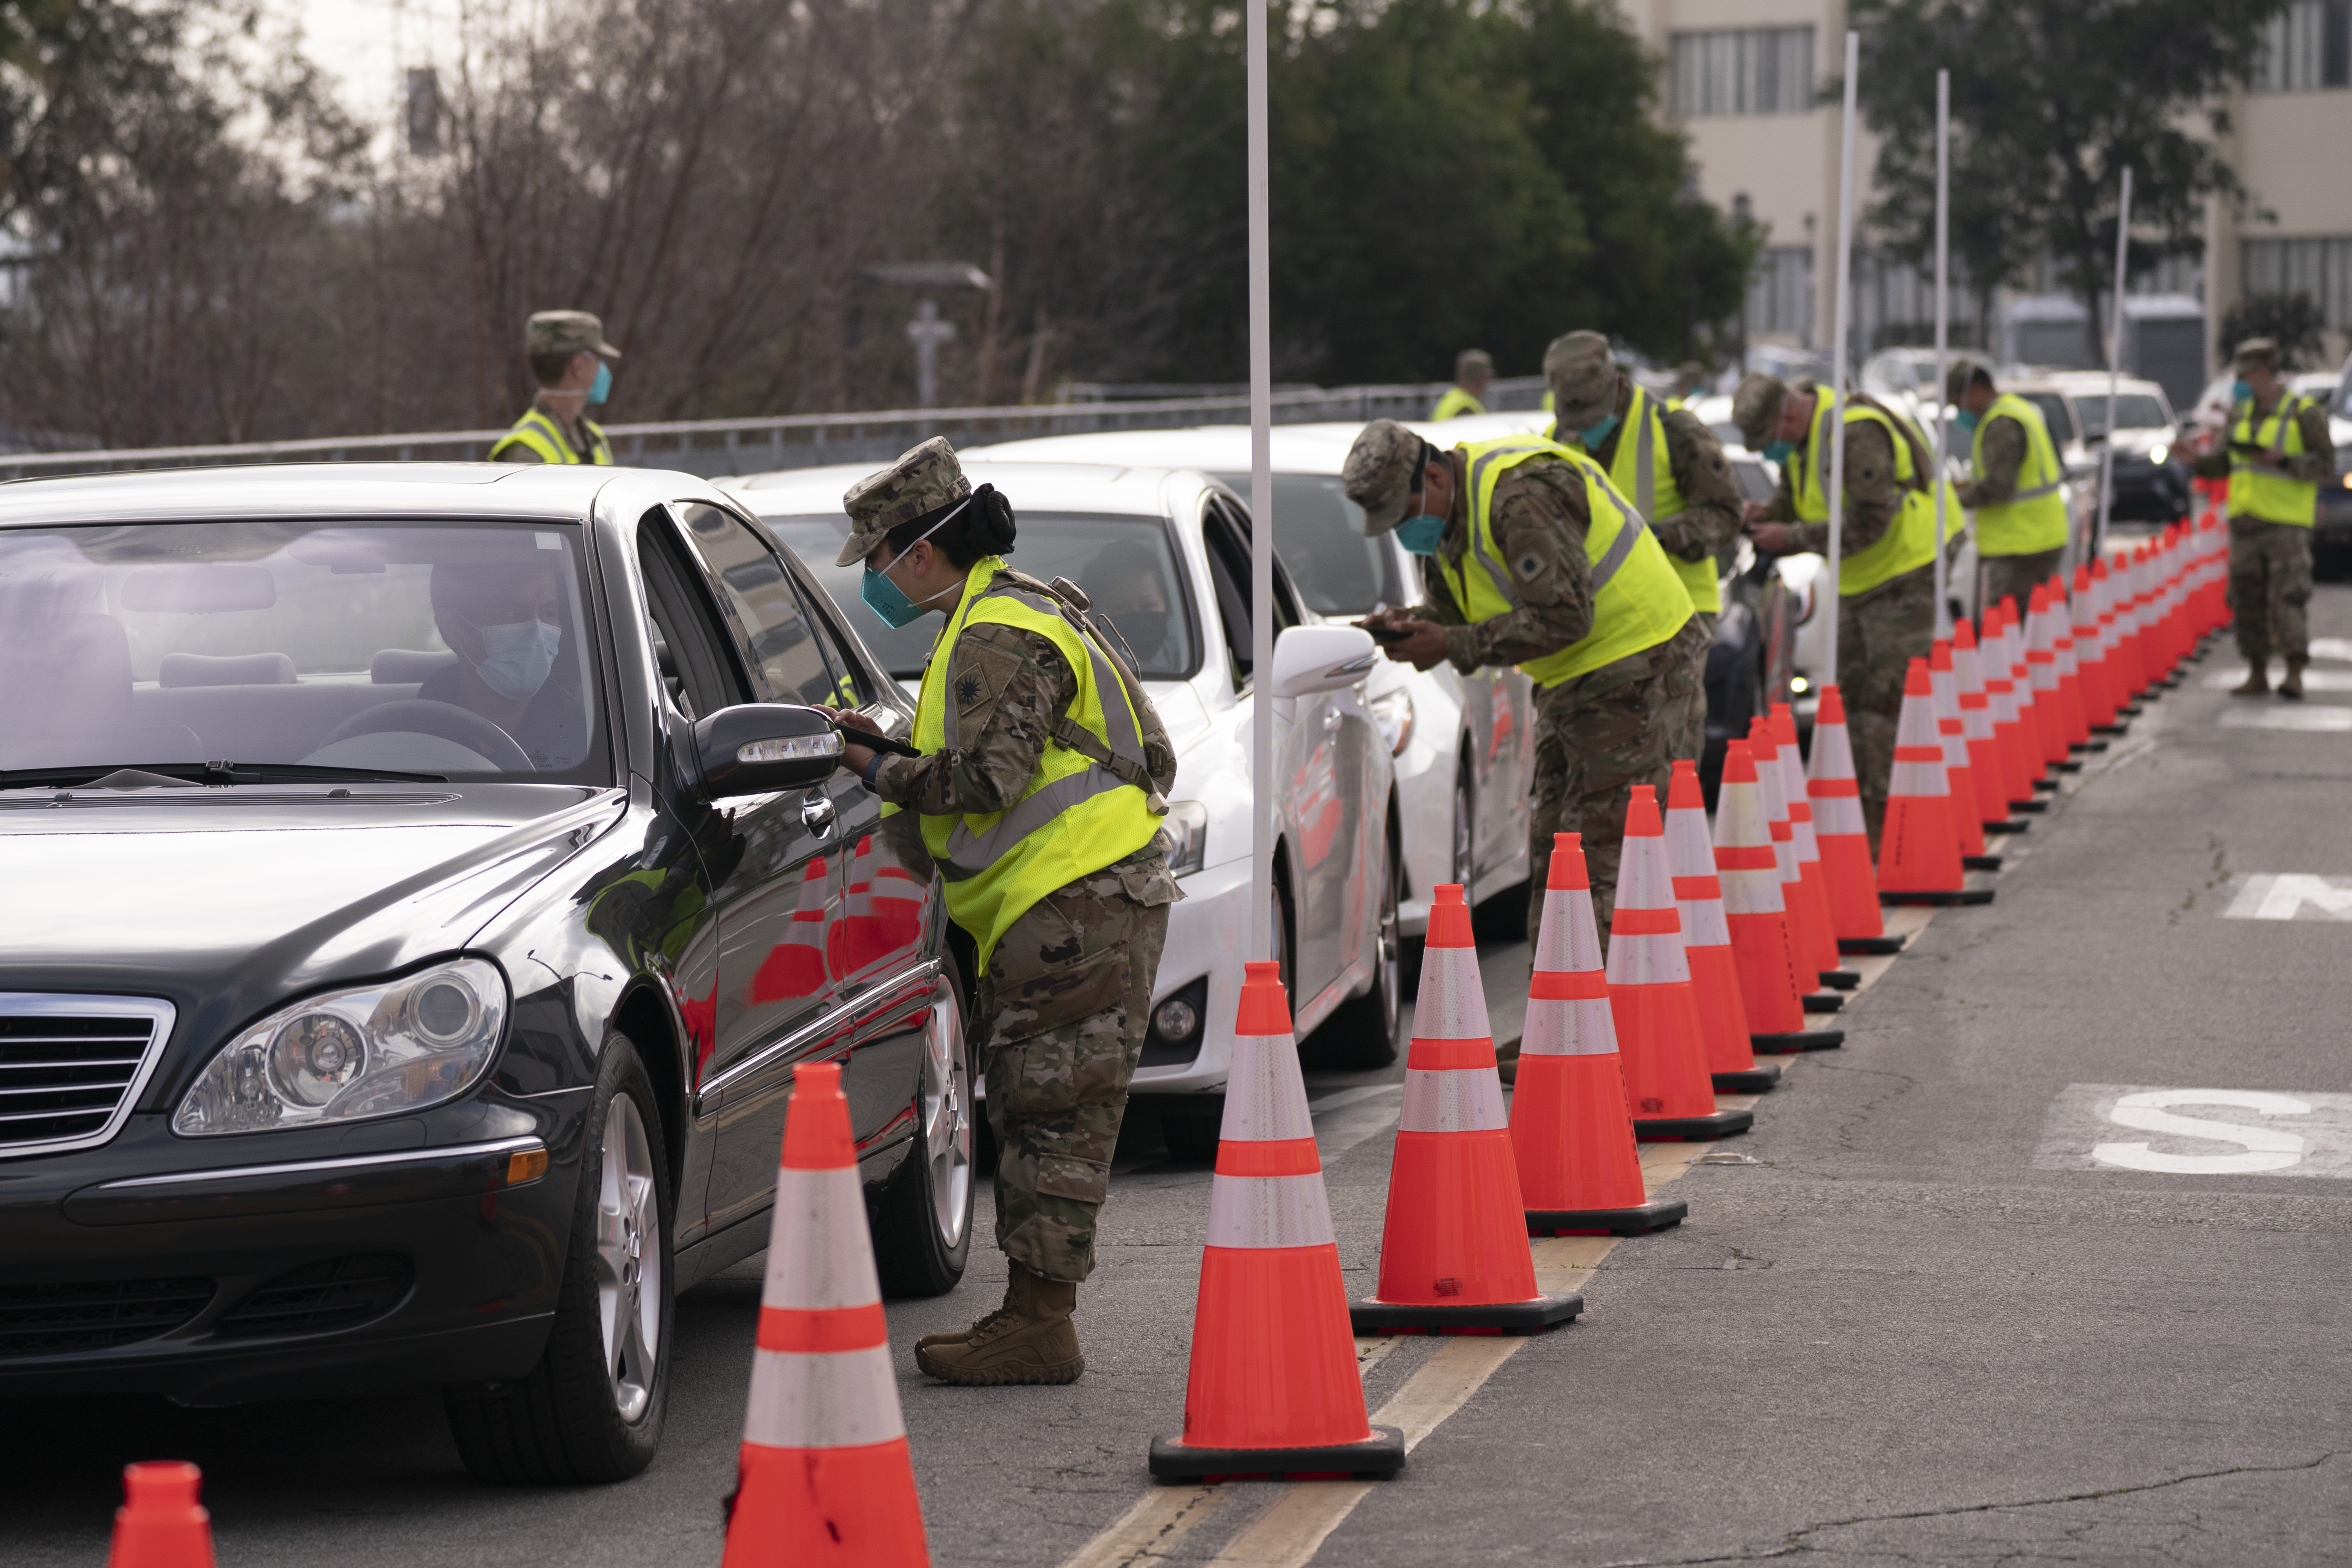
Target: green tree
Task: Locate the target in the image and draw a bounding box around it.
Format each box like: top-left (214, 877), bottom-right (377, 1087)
top-left (2218, 291), bottom-right (2326, 368)
top-left (1853, 0), bottom-right (2282, 369)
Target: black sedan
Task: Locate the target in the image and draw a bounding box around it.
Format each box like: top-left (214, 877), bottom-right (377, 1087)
top-left (0, 464), bottom-right (974, 1483)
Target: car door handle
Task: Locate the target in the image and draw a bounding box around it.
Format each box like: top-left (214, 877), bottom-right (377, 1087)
top-left (801, 794), bottom-right (837, 835)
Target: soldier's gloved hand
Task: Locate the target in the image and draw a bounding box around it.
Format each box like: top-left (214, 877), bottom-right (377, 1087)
top-left (1747, 521), bottom-right (1798, 556)
top-left (1383, 618), bottom-right (1449, 672)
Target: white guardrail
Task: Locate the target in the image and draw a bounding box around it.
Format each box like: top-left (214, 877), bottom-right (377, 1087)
top-left (0, 377), bottom-right (1554, 483)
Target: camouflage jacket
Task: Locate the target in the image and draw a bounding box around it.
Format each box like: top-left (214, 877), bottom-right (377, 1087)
top-left (1954, 412), bottom-right (2029, 508)
top-left (1764, 394), bottom-right (1901, 559)
top-left (1588, 402), bottom-right (1745, 568)
top-left (2190, 394), bottom-right (2335, 486)
top-left (1413, 456), bottom-right (1596, 675)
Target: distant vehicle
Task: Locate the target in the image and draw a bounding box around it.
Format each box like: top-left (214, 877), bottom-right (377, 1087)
top-left (726, 457), bottom-right (1400, 1156)
top-left (2000, 372), bottom-right (2186, 529)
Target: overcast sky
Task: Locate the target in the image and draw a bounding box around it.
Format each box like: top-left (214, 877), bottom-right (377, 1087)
top-left (294, 0), bottom-right (467, 126)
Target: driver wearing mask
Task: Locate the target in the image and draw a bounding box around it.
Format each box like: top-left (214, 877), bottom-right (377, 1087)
top-left (420, 561), bottom-right (584, 768)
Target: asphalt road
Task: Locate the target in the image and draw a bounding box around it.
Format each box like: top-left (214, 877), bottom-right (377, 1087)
top-left (14, 582), bottom-right (2352, 1567)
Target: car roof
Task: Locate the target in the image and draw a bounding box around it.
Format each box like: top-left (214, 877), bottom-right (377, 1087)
top-left (0, 461), bottom-right (654, 529)
top-left (2012, 372), bottom-right (2168, 397)
top-left (727, 456), bottom-right (1201, 520)
top-left (965, 426), bottom-right (1357, 472)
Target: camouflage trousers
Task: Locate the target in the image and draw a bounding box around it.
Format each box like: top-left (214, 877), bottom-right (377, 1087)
top-left (2228, 518), bottom-right (2313, 667)
top-left (1838, 564), bottom-right (1937, 847)
top-left (1977, 547), bottom-right (2065, 626)
top-left (1675, 610), bottom-right (1717, 766)
top-left (1525, 617), bottom-right (1710, 946)
top-left (977, 851), bottom-right (1175, 1284)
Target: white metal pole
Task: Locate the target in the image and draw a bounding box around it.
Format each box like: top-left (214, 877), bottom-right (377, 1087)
top-left (1247, 0), bottom-right (1275, 965)
top-left (2095, 166), bottom-right (2133, 567)
top-left (1824, 29), bottom-right (1859, 679)
top-left (1932, 69), bottom-right (1950, 641)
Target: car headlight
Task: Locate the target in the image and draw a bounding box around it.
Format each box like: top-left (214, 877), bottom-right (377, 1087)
top-left (172, 957), bottom-right (509, 1136)
top-left (1161, 800), bottom-right (1209, 878)
top-left (2147, 443), bottom-right (2169, 466)
top-left (1369, 688), bottom-right (1416, 756)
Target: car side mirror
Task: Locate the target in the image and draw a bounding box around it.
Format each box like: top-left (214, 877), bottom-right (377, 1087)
top-left (1269, 624), bottom-right (1378, 699)
top-left (694, 703), bottom-right (844, 798)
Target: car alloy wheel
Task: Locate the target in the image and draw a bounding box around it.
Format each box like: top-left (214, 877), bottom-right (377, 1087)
top-left (1452, 765), bottom-right (1474, 894)
top-left (873, 953), bottom-right (978, 1297)
top-left (594, 1092), bottom-right (662, 1424)
top-left (920, 989), bottom-right (972, 1252)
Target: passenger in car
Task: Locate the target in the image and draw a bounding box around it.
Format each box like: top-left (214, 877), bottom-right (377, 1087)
top-left (420, 560), bottom-right (587, 769)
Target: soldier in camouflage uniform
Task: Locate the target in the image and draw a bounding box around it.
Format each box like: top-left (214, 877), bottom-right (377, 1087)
top-left (2192, 338), bottom-right (2334, 697)
top-left (834, 438), bottom-right (1179, 1387)
top-left (1547, 331), bottom-right (1743, 764)
top-left (1346, 420), bottom-right (1705, 946)
top-left (1737, 375), bottom-right (1937, 845)
top-left (1946, 358), bottom-right (2065, 614)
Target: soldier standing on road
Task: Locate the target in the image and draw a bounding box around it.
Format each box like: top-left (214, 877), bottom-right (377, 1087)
top-left (1430, 349), bottom-right (1494, 420)
top-left (1947, 358), bottom-right (2070, 613)
top-left (1346, 419), bottom-right (1703, 947)
top-left (1546, 331), bottom-right (1743, 764)
top-left (488, 311), bottom-right (621, 465)
top-left (832, 438), bottom-right (1179, 1387)
top-left (1737, 373), bottom-right (1942, 845)
top-left (2193, 338), bottom-right (2334, 699)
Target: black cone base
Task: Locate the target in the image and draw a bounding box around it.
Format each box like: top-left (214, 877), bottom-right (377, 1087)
top-left (2032, 777), bottom-right (2059, 791)
top-left (2052, 759), bottom-right (2083, 773)
top-left (1838, 934), bottom-right (1907, 954)
top-left (2010, 799), bottom-right (2050, 814)
top-left (1963, 853), bottom-right (2003, 871)
top-left (1983, 818), bottom-right (2030, 834)
top-left (1528, 1196), bottom-right (1688, 1237)
top-left (1633, 1107), bottom-right (1755, 1141)
top-left (2078, 740), bottom-right (2110, 753)
top-left (1350, 1291), bottom-right (1583, 1335)
top-left (1881, 886), bottom-right (1995, 905)
top-left (1802, 990), bottom-right (1844, 1013)
top-left (1150, 1426), bottom-right (1407, 1482)
top-left (1751, 1027), bottom-right (1844, 1052)
top-left (1819, 967), bottom-right (1861, 990)
top-left (1712, 1062), bottom-right (1781, 1093)
top-left (2092, 721), bottom-right (2128, 735)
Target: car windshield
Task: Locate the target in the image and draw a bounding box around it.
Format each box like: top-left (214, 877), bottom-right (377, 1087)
top-left (1207, 472), bottom-right (1407, 616)
top-left (760, 510), bottom-right (1199, 682)
top-left (0, 520), bottom-right (607, 781)
top-left (2020, 393), bottom-right (2076, 443)
top-left (2073, 393), bottom-right (2170, 435)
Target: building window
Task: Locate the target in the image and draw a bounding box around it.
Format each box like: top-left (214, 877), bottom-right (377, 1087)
top-left (2252, 0), bottom-right (2350, 93)
top-left (1747, 247), bottom-right (1814, 344)
top-left (1670, 28), bottom-right (1816, 117)
top-left (2243, 236), bottom-right (2352, 330)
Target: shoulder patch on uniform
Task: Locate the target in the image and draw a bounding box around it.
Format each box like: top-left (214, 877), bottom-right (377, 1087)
top-left (952, 637), bottom-right (1024, 716)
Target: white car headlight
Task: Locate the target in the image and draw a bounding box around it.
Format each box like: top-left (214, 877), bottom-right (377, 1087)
top-left (2148, 442), bottom-right (2169, 466)
top-left (173, 957), bottom-right (509, 1136)
top-left (1369, 688), bottom-right (1416, 756)
top-left (1162, 800), bottom-right (1209, 878)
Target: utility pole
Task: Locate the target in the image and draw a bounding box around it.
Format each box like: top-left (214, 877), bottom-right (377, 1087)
top-left (1932, 69), bottom-right (1951, 642)
top-left (1824, 30), bottom-right (1859, 676)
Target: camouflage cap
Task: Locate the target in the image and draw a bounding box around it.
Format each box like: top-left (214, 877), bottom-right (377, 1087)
top-left (1543, 330), bottom-right (1619, 429)
top-left (526, 310), bottom-right (621, 359)
top-left (2232, 336), bottom-right (2280, 372)
top-left (1944, 356), bottom-right (1993, 405)
top-left (1342, 419), bottom-right (1433, 536)
top-left (1732, 373), bottom-right (1790, 451)
top-left (838, 436), bottom-right (971, 566)
top-left (1454, 348), bottom-right (1494, 383)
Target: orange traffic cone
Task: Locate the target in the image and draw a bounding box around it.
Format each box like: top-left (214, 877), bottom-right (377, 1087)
top-left (1990, 597), bottom-right (2052, 810)
top-left (1877, 658), bottom-right (1993, 907)
top-left (1951, 618), bottom-right (2027, 834)
top-left (2048, 575), bottom-right (2097, 754)
top-left (2024, 584), bottom-right (2077, 775)
top-left (722, 1062), bottom-right (929, 1568)
top-left (1715, 741), bottom-right (1843, 1053)
top-left (1609, 788), bottom-right (1756, 1140)
top-left (1510, 833), bottom-right (1691, 1235)
top-left (1929, 639), bottom-right (1996, 870)
top-left (1666, 760), bottom-right (1779, 1094)
top-left (107, 1462), bottom-right (215, 1568)
top-left (1771, 704), bottom-right (1858, 990)
top-left (1749, 714), bottom-right (1843, 1017)
top-left (1353, 885), bottom-right (1582, 1333)
top-left (750, 859), bottom-right (833, 1004)
top-left (1807, 684), bottom-right (1900, 953)
top-left (1155, 963), bottom-right (1405, 1476)
top-left (2071, 563), bottom-right (2119, 735)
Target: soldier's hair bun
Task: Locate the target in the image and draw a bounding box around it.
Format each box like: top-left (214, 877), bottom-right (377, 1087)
top-left (967, 484), bottom-right (1018, 554)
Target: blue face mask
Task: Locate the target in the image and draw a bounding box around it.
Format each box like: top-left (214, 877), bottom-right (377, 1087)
top-left (2231, 378), bottom-right (2253, 405)
top-left (465, 616), bottom-right (562, 701)
top-left (1577, 413), bottom-right (1620, 450)
top-left (1762, 439), bottom-right (1795, 465)
top-left (859, 501), bottom-right (969, 628)
top-left (586, 362), bottom-right (613, 406)
top-left (1394, 514), bottom-right (1447, 555)
top-left (1953, 409), bottom-right (1979, 434)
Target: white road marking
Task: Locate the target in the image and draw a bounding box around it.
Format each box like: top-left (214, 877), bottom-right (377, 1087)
top-left (2203, 668), bottom-right (2352, 690)
top-left (2224, 875), bottom-right (2352, 920)
top-left (2303, 637), bottom-right (2352, 663)
top-left (2035, 1084), bottom-right (2352, 1177)
top-left (2217, 706), bottom-right (2352, 731)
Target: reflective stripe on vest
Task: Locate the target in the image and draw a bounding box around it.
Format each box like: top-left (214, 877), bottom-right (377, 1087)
top-left (2228, 395), bottom-right (2318, 526)
top-left (1434, 435), bottom-right (1693, 688)
top-left (910, 559), bottom-right (1162, 969)
top-left (1791, 391), bottom-right (1943, 596)
top-left (1610, 384), bottom-right (1718, 614)
top-left (1971, 393), bottom-right (2069, 557)
top-left (487, 406), bottom-right (614, 465)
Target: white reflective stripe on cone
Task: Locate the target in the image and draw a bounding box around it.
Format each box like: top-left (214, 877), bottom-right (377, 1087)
top-left (1205, 1172), bottom-right (1340, 1248)
top-left (1789, 814), bottom-right (1822, 862)
top-left (1413, 943), bottom-right (1493, 1041)
top-left (1718, 866), bottom-right (1785, 915)
top-left (742, 1344), bottom-right (906, 1450)
top-left (1400, 1067), bottom-right (1509, 1133)
top-left (1930, 667), bottom-right (1969, 770)
top-left (1809, 714), bottom-right (1859, 782)
top-left (1663, 804), bottom-right (1715, 882)
top-left (764, 1165), bottom-right (884, 1312)
top-left (1536, 887), bottom-right (1605, 973)
top-left (1679, 895), bottom-right (1732, 947)
top-left (1889, 757), bottom-right (1948, 796)
top-left (1615, 834), bottom-right (1677, 911)
top-left (1606, 930), bottom-right (1690, 987)
top-left (1715, 780), bottom-right (1774, 850)
top-left (1960, 700), bottom-right (1996, 743)
top-left (1521, 996), bottom-right (1618, 1056)
top-left (1812, 793), bottom-right (1867, 836)
top-left (1220, 1033), bottom-right (1315, 1144)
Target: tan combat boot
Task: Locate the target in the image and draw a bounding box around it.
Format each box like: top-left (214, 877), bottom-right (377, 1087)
top-left (2233, 661), bottom-right (2270, 696)
top-left (2280, 660), bottom-right (2306, 700)
top-left (915, 1265), bottom-right (1084, 1385)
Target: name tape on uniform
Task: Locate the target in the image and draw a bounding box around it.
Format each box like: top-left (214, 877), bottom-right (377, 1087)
top-left (2034, 1083), bottom-right (2352, 1177)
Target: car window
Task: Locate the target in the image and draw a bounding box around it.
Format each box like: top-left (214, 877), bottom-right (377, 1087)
top-left (671, 502), bottom-right (857, 709)
top-left (1208, 471), bottom-right (1407, 615)
top-left (1199, 496), bottom-right (1298, 689)
top-left (759, 508), bottom-right (1200, 682)
top-left (636, 512), bottom-right (750, 722)
top-left (0, 520), bottom-right (608, 780)
top-left (2021, 393), bottom-right (2076, 443)
top-left (2073, 393), bottom-right (2171, 435)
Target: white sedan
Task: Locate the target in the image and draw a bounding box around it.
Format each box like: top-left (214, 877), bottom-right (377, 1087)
top-left (726, 458), bottom-right (1399, 1154)
top-left (971, 424), bottom-right (1536, 940)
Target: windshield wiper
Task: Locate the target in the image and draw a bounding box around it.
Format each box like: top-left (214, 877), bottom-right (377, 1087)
top-left (0, 761), bottom-right (448, 790)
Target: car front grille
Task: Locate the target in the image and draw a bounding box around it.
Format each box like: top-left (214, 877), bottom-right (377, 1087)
top-left (215, 1253), bottom-right (415, 1339)
top-left (0, 994), bottom-right (176, 1157)
top-left (0, 1276), bottom-right (215, 1358)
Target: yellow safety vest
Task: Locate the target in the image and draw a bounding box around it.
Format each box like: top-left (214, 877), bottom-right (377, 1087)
top-left (1791, 391), bottom-right (1946, 597)
top-left (488, 405), bottom-right (615, 465)
top-left (1430, 387), bottom-right (1487, 421)
top-left (2228, 394), bottom-right (2319, 526)
top-left (1435, 436), bottom-right (1693, 689)
top-left (1969, 393), bottom-right (2069, 557)
top-left (1604, 385), bottom-right (1717, 614)
top-left (910, 560), bottom-right (1164, 969)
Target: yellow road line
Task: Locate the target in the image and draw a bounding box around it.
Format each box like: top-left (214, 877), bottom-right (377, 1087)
top-left (1057, 1484), bottom-right (1232, 1568)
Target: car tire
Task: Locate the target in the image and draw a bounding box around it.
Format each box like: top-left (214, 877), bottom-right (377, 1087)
top-left (444, 1030), bottom-right (673, 1485)
top-left (872, 950), bottom-right (977, 1298)
top-left (1307, 809), bottom-right (1402, 1069)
